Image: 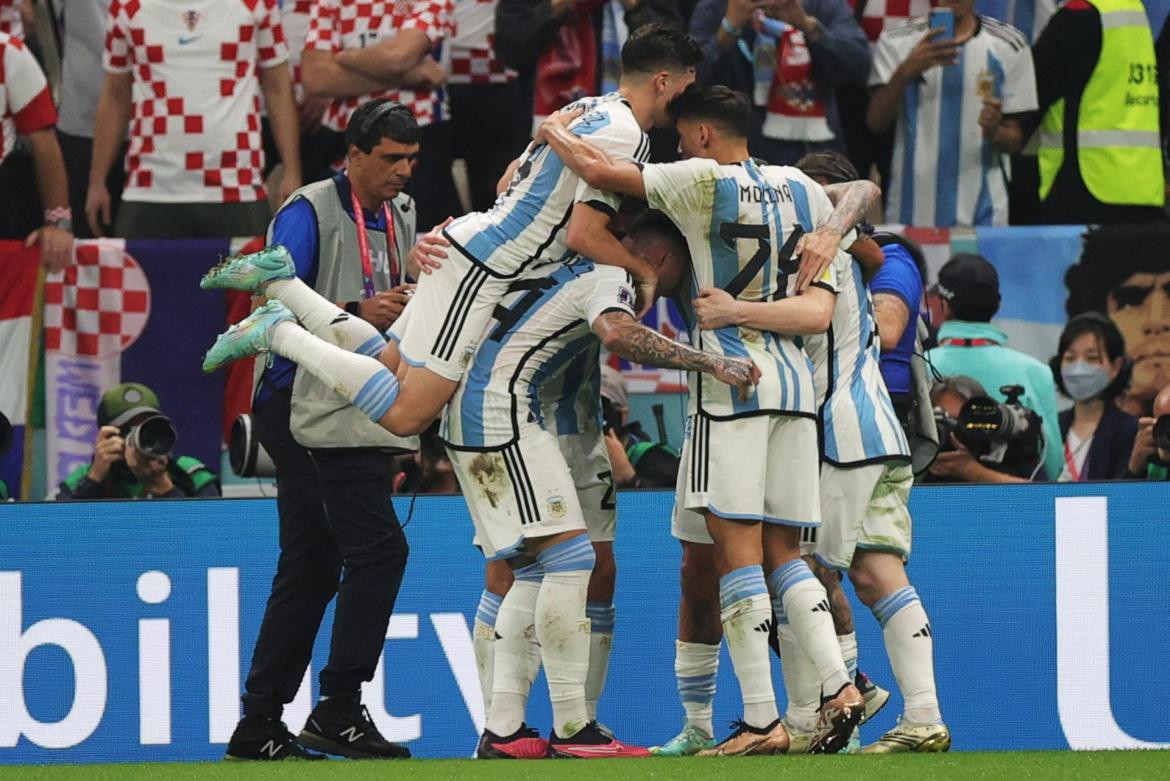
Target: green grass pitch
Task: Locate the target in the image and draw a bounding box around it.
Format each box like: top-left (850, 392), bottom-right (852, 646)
top-left (4, 752), bottom-right (1169, 780)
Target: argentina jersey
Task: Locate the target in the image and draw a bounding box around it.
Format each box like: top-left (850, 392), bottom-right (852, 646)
top-left (804, 251), bottom-right (911, 466)
top-left (642, 157), bottom-right (820, 420)
top-left (442, 259), bottom-right (638, 450)
top-left (443, 93), bottom-right (650, 277)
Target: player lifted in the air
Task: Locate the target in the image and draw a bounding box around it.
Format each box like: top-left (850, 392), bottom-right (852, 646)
top-left (319, 24), bottom-right (703, 442)
top-left (429, 212), bottom-right (756, 759)
top-left (534, 86), bottom-right (877, 756)
top-left (692, 165), bottom-right (949, 754)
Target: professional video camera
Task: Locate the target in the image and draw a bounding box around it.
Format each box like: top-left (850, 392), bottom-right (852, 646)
top-left (229, 414), bottom-right (276, 478)
top-left (121, 413), bottom-right (177, 457)
top-left (934, 385), bottom-right (1044, 474)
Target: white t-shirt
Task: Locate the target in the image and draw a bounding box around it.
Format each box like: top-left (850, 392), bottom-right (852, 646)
top-left (0, 31), bottom-right (56, 164)
top-left (642, 157), bottom-right (831, 421)
top-left (305, 0), bottom-right (454, 131)
top-left (1058, 428), bottom-right (1092, 482)
top-left (104, 0), bottom-right (289, 204)
top-left (870, 16), bottom-right (1037, 226)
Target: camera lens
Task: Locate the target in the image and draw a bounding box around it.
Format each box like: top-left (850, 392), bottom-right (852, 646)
top-left (128, 415), bottom-right (177, 457)
top-left (1154, 415), bottom-right (1170, 452)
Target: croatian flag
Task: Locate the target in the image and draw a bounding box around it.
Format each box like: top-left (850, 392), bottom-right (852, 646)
top-left (42, 239), bottom-right (239, 494)
top-left (0, 243), bottom-right (40, 499)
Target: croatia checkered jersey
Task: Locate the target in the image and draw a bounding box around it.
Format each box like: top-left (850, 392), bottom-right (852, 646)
top-left (445, 0), bottom-right (515, 85)
top-left (0, 1), bottom-right (22, 39)
top-left (0, 32), bottom-right (56, 165)
top-left (441, 259), bottom-right (637, 450)
top-left (104, 0), bottom-right (288, 204)
top-left (642, 157), bottom-right (827, 421)
top-left (306, 0), bottom-right (454, 131)
top-left (280, 0), bottom-right (315, 103)
top-left (444, 92), bottom-right (650, 277)
top-left (801, 238), bottom-right (910, 466)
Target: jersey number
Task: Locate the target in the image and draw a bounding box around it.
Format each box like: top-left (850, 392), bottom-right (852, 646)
top-left (489, 278), bottom-right (558, 341)
top-left (597, 470), bottom-right (616, 510)
top-left (719, 221), bottom-right (802, 300)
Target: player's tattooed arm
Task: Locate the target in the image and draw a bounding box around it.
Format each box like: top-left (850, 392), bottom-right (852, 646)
top-left (535, 111), bottom-right (647, 199)
top-left (793, 179), bottom-right (882, 293)
top-left (593, 312), bottom-right (760, 399)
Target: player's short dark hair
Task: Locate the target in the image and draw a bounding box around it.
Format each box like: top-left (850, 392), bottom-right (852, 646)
top-left (1065, 224), bottom-right (1170, 317)
top-left (627, 209), bottom-right (685, 252)
top-left (1049, 312), bottom-right (1132, 401)
top-left (795, 151), bottom-right (859, 185)
top-left (620, 23), bottom-right (702, 76)
top-left (345, 99), bottom-right (421, 153)
top-left (668, 85), bottom-right (752, 139)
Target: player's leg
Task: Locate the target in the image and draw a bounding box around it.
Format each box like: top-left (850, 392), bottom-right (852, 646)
top-left (761, 417), bottom-right (861, 755)
top-left (474, 560), bottom-right (513, 714)
top-left (585, 542), bottom-right (615, 723)
top-left (847, 463), bottom-right (949, 754)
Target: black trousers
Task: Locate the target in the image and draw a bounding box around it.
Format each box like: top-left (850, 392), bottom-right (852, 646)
top-left (57, 130), bottom-right (127, 240)
top-left (448, 82), bottom-right (530, 213)
top-left (242, 388), bottom-right (409, 718)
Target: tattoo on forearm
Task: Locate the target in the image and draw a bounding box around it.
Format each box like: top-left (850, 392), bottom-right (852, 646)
top-left (822, 181), bottom-right (879, 237)
top-left (606, 316), bottom-right (750, 381)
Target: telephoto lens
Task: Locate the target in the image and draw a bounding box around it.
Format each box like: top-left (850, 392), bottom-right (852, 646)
top-left (126, 414), bottom-right (177, 457)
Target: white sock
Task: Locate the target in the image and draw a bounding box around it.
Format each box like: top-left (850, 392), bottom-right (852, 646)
top-left (873, 586), bottom-right (941, 724)
top-left (535, 537), bottom-right (595, 738)
top-left (719, 566), bottom-right (778, 729)
top-left (486, 568), bottom-right (541, 737)
top-left (584, 602), bottom-right (615, 722)
top-left (473, 590), bottom-right (504, 715)
top-left (839, 631), bottom-right (858, 680)
top-left (265, 277), bottom-right (386, 356)
top-left (269, 323), bottom-right (397, 421)
top-left (675, 640), bottom-right (719, 737)
top-left (768, 559), bottom-right (850, 696)
top-left (775, 622), bottom-right (820, 734)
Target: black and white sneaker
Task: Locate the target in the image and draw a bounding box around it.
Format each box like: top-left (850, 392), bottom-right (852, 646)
top-left (224, 715), bottom-right (326, 761)
top-left (298, 696), bottom-right (411, 759)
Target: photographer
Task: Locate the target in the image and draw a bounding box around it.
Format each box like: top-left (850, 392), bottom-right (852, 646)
top-left (928, 376), bottom-right (1043, 484)
top-left (1125, 384), bottom-right (1170, 480)
top-left (57, 383), bottom-right (219, 500)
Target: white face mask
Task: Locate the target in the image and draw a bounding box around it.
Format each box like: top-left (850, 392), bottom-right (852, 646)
top-left (1061, 361), bottom-right (1113, 401)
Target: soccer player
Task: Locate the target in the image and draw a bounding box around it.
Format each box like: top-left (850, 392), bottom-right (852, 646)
top-left (439, 212), bottom-right (756, 759)
top-left (692, 177), bottom-right (950, 755)
top-left (379, 23), bottom-right (703, 439)
top-left (534, 85), bottom-right (872, 756)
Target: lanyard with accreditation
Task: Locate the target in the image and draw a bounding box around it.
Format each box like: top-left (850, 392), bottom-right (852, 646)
top-left (349, 179), bottom-right (401, 298)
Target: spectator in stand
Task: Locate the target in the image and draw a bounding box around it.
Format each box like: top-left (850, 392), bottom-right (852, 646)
top-left (691, 0), bottom-right (870, 165)
top-left (56, 383), bottom-right (220, 500)
top-left (867, 0), bottom-right (1036, 226)
top-left (1026, 0), bottom-right (1163, 224)
top-left (304, 0), bottom-right (459, 234)
top-left (0, 0), bottom-right (26, 39)
top-left (87, 0), bottom-right (300, 239)
top-left (1050, 313), bottom-right (1138, 481)
top-left (1125, 382), bottom-right (1170, 480)
top-left (445, 0), bottom-right (529, 212)
top-left (57, 0), bottom-right (126, 241)
top-left (926, 252), bottom-right (1064, 479)
top-left (0, 30), bottom-right (74, 271)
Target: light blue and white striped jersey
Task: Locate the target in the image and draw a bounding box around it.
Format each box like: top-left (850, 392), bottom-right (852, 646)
top-left (870, 17), bottom-right (1036, 227)
top-left (803, 250), bottom-right (911, 466)
top-left (442, 259), bottom-right (636, 449)
top-left (444, 92), bottom-right (650, 277)
top-left (643, 157), bottom-right (832, 421)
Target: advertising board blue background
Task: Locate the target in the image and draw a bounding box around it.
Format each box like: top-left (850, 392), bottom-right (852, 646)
top-left (1, 483), bottom-right (1168, 763)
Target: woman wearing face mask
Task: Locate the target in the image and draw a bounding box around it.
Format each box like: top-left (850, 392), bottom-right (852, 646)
top-left (1050, 313), bottom-right (1139, 481)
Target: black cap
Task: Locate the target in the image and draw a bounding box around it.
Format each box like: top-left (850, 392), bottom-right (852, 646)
top-left (936, 253), bottom-right (1000, 322)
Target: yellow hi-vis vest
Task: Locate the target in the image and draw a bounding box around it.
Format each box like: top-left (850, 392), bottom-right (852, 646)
top-left (1037, 0), bottom-right (1163, 206)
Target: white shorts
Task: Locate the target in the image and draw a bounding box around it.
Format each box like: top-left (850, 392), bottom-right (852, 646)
top-left (449, 429), bottom-right (587, 559)
top-left (397, 244), bottom-right (513, 382)
top-left (558, 430), bottom-right (617, 543)
top-left (671, 413), bottom-right (821, 544)
top-left (799, 461), bottom-right (914, 570)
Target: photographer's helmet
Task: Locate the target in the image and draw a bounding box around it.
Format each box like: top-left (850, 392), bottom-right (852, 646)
top-left (97, 382), bottom-right (163, 430)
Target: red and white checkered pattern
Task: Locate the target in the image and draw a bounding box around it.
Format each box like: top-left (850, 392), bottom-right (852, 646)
top-left (0, 31), bottom-right (56, 165)
top-left (446, 0), bottom-right (513, 85)
top-left (44, 243), bottom-right (151, 359)
top-left (306, 0), bottom-right (454, 131)
top-left (104, 0), bottom-right (288, 203)
top-left (283, 0), bottom-right (315, 103)
top-left (848, 0), bottom-right (929, 42)
top-left (0, 0), bottom-right (23, 39)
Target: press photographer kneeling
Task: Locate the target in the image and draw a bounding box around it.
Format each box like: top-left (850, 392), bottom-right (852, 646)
top-left (57, 383), bottom-right (220, 500)
top-left (1125, 384), bottom-right (1170, 480)
top-left (927, 376), bottom-right (1046, 483)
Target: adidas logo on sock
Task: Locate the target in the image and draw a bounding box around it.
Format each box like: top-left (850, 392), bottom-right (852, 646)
top-left (330, 314), bottom-right (349, 324)
top-left (811, 600), bottom-right (831, 613)
top-left (494, 631), bottom-right (503, 641)
top-left (913, 624), bottom-right (932, 638)
top-left (754, 618), bottom-right (775, 633)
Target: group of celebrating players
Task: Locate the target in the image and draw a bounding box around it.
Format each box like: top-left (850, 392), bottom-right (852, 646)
top-left (200, 23), bottom-right (948, 759)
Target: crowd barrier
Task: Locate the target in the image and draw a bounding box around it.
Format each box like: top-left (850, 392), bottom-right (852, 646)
top-left (1, 482), bottom-right (1168, 763)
